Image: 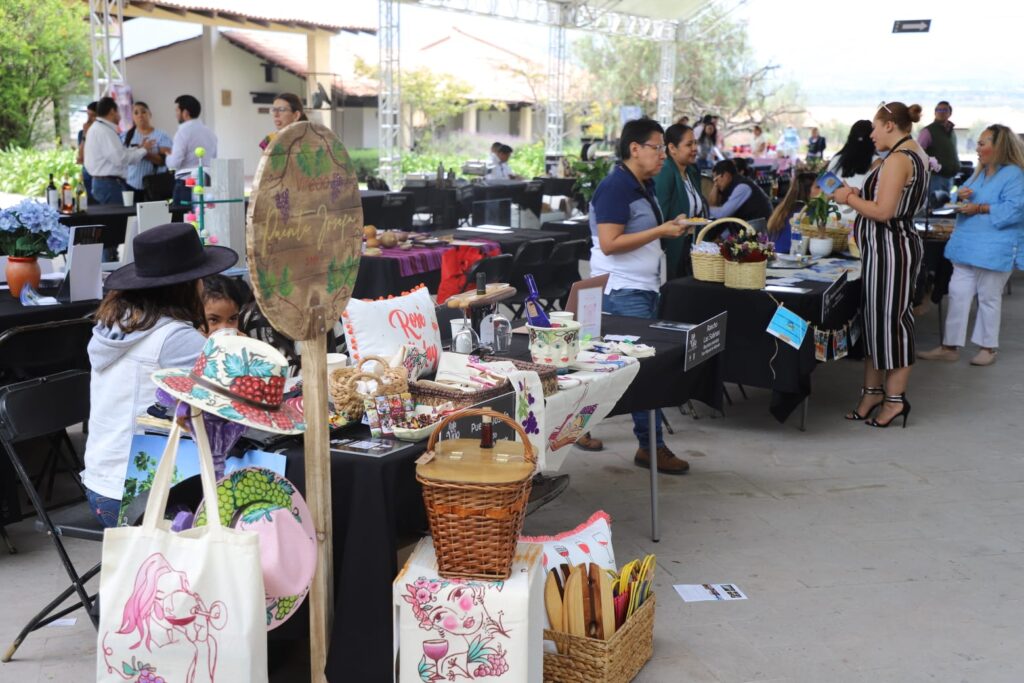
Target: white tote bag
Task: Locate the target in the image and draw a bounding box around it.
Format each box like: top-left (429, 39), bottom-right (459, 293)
top-left (96, 419), bottom-right (268, 683)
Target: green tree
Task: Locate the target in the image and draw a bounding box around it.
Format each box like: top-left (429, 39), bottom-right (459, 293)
top-left (573, 5), bottom-right (804, 140)
top-left (0, 0), bottom-right (90, 147)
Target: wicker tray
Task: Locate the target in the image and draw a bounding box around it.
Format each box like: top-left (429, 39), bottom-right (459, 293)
top-left (544, 594), bottom-right (656, 683)
top-left (825, 226), bottom-right (851, 252)
top-left (417, 408), bottom-right (536, 579)
top-left (410, 357), bottom-right (558, 409)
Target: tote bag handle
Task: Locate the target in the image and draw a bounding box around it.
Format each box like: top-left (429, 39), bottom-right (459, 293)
top-left (141, 409), bottom-right (223, 531)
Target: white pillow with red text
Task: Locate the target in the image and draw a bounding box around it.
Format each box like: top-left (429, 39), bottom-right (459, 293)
top-left (341, 285), bottom-right (441, 377)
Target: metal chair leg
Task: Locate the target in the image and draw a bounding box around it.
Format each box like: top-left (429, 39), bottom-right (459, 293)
top-left (0, 525), bottom-right (15, 554)
top-left (736, 383), bottom-right (749, 400)
top-left (799, 397), bottom-right (809, 432)
top-left (722, 385), bottom-right (734, 406)
top-left (660, 412), bottom-right (674, 435)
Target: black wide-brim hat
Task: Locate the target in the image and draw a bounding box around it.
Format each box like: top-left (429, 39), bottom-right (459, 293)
top-left (104, 222), bottom-right (238, 291)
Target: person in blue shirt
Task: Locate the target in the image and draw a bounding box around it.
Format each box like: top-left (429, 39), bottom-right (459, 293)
top-left (918, 124), bottom-right (1024, 366)
top-left (121, 102), bottom-right (173, 196)
top-left (590, 118), bottom-right (691, 473)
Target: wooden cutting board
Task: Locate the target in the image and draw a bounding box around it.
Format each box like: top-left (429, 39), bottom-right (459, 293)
top-left (562, 567), bottom-right (586, 637)
top-left (593, 565), bottom-right (616, 640)
top-left (544, 569), bottom-right (563, 632)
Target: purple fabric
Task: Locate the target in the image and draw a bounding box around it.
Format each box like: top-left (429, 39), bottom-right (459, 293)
top-left (372, 239), bottom-right (502, 278)
top-left (154, 388), bottom-right (248, 479)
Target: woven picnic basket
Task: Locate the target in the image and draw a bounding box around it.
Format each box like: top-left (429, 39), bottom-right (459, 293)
top-left (690, 220), bottom-right (725, 282)
top-left (723, 259), bottom-right (767, 290)
top-left (543, 594), bottom-right (656, 683)
top-left (416, 407), bottom-right (536, 580)
top-left (409, 357), bottom-right (558, 410)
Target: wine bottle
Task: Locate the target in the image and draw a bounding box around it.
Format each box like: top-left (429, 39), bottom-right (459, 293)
top-left (480, 413), bottom-right (494, 449)
top-left (74, 178), bottom-right (85, 213)
top-left (523, 273), bottom-right (550, 327)
top-left (60, 176), bottom-right (74, 214)
top-left (46, 174), bottom-right (59, 209)
top-left (476, 272), bottom-right (487, 296)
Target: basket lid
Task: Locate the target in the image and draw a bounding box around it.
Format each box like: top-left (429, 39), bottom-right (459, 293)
top-left (417, 438), bottom-right (533, 484)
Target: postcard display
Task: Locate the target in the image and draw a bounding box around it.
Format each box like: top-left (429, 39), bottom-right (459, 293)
top-left (394, 538), bottom-right (544, 682)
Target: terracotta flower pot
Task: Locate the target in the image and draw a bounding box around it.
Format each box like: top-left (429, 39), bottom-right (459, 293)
top-left (5, 256), bottom-right (41, 298)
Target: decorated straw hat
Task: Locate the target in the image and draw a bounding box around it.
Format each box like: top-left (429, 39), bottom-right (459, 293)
top-left (194, 467), bottom-right (317, 630)
top-left (152, 335), bottom-right (305, 434)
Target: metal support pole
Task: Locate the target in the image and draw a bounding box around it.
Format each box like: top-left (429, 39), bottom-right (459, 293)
top-left (545, 13), bottom-right (567, 158)
top-left (649, 410), bottom-right (660, 542)
top-left (88, 0), bottom-right (126, 99)
top-left (799, 397), bottom-right (808, 432)
top-left (656, 39), bottom-right (676, 127)
top-left (378, 0), bottom-right (401, 190)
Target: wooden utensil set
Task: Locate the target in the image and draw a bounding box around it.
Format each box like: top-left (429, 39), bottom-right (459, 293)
top-left (544, 554), bottom-right (655, 644)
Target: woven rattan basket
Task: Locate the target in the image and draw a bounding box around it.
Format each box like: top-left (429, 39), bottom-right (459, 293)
top-left (825, 226), bottom-right (851, 252)
top-left (328, 355), bottom-right (391, 421)
top-left (690, 221), bottom-right (725, 282)
top-left (543, 594), bottom-right (656, 683)
top-left (417, 408), bottom-right (536, 580)
top-left (724, 259), bottom-right (767, 290)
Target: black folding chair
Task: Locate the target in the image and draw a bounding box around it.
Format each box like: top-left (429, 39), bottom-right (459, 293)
top-left (0, 370), bottom-right (102, 662)
top-left (508, 238), bottom-right (555, 318)
top-left (0, 318), bottom-right (94, 540)
top-left (463, 254), bottom-right (513, 291)
top-left (535, 238), bottom-right (589, 312)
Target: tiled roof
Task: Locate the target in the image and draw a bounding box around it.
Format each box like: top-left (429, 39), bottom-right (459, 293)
top-left (122, 0), bottom-right (374, 34)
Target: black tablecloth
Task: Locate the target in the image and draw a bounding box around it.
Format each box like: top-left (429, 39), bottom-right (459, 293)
top-left (0, 296), bottom-right (98, 337)
top-left (58, 204), bottom-right (186, 251)
top-left (445, 227), bottom-right (574, 254)
top-left (351, 256), bottom-right (441, 300)
top-left (660, 275), bottom-right (861, 422)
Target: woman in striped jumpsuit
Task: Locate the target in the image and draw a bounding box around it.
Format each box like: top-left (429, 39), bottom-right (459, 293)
top-left (834, 102), bottom-right (929, 428)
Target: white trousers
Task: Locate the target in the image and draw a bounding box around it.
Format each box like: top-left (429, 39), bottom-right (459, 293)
top-left (944, 264), bottom-right (1012, 348)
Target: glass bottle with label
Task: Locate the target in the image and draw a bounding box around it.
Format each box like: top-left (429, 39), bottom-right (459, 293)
top-left (60, 176), bottom-right (74, 214)
top-left (46, 174), bottom-right (59, 209)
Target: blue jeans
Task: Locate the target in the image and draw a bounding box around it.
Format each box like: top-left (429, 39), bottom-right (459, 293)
top-left (928, 174), bottom-right (953, 200)
top-left (91, 177), bottom-right (125, 205)
top-left (602, 288), bottom-right (664, 449)
top-left (86, 487), bottom-right (121, 528)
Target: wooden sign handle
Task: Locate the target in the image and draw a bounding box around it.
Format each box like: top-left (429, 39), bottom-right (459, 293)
top-left (301, 305), bottom-right (333, 682)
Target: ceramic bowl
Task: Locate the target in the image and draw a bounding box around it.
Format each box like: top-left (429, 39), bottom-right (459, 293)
top-left (809, 237), bottom-right (833, 258)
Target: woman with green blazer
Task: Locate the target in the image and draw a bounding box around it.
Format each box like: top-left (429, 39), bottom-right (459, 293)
top-left (654, 123), bottom-right (709, 279)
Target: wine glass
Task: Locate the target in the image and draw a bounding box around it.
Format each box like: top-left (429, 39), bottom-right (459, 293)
top-left (576, 541), bottom-right (593, 562)
top-left (592, 533), bottom-right (613, 563)
top-left (422, 639), bottom-right (449, 681)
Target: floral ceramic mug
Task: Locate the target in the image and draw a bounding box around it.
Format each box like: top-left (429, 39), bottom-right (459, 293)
top-left (527, 320), bottom-right (581, 369)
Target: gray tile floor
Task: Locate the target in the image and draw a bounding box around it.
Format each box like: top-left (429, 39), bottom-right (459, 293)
top-left (4, 275), bottom-right (1024, 682)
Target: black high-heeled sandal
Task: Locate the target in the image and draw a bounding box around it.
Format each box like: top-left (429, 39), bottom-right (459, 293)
top-left (866, 393), bottom-right (911, 429)
top-left (845, 386), bottom-right (883, 421)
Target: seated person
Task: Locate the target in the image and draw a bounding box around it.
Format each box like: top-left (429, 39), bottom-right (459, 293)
top-left (486, 144), bottom-right (520, 180)
top-left (708, 159), bottom-right (773, 223)
top-left (487, 141), bottom-right (502, 172)
top-left (201, 274), bottom-right (248, 336)
top-left (766, 171), bottom-right (817, 254)
top-left (82, 223), bottom-right (237, 527)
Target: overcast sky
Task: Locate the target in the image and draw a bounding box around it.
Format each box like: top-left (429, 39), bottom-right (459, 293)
top-left (122, 0), bottom-right (1024, 111)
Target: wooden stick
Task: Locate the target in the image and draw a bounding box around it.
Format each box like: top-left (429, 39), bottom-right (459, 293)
top-left (301, 306), bottom-right (333, 683)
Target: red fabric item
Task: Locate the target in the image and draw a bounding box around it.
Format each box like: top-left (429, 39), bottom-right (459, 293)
top-left (436, 245), bottom-right (500, 303)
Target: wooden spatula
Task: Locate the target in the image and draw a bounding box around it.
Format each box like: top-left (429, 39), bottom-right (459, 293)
top-left (544, 569), bottom-right (564, 632)
top-left (594, 566), bottom-right (616, 640)
top-left (562, 567), bottom-right (587, 637)
top-left (578, 564), bottom-right (593, 638)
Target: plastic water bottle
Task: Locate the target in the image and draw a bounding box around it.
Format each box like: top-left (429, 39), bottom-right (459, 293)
top-left (790, 223), bottom-right (803, 256)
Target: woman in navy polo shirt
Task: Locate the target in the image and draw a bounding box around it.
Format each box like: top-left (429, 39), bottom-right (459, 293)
top-left (589, 118), bottom-right (691, 474)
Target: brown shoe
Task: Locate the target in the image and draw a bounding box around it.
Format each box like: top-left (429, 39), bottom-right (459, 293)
top-left (634, 445), bottom-right (689, 474)
top-left (970, 348), bottom-right (998, 366)
top-left (918, 346), bottom-right (959, 362)
top-left (576, 432), bottom-right (604, 451)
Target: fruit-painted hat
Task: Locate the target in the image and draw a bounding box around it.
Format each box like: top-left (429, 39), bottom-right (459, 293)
top-left (194, 467), bottom-right (316, 630)
top-left (152, 335), bottom-right (304, 434)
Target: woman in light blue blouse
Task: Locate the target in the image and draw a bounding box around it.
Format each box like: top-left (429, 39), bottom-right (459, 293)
top-left (121, 102), bottom-right (173, 197)
top-left (919, 124), bottom-right (1024, 366)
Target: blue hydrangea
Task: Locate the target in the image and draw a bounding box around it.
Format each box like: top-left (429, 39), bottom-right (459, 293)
top-left (46, 225), bottom-right (71, 253)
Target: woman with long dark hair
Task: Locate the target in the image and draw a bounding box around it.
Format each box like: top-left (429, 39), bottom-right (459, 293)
top-left (766, 171), bottom-right (816, 253)
top-left (654, 123), bottom-right (708, 278)
top-left (697, 120), bottom-right (724, 171)
top-left (121, 102), bottom-right (173, 194)
top-left (834, 102), bottom-right (928, 428)
top-left (82, 224), bottom-right (237, 526)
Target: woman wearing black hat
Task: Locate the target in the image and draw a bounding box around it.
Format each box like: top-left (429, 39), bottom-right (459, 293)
top-left (82, 223), bottom-right (237, 527)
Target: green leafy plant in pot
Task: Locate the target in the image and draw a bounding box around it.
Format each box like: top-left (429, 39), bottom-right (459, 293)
top-left (803, 195), bottom-right (841, 238)
top-left (569, 157), bottom-right (613, 208)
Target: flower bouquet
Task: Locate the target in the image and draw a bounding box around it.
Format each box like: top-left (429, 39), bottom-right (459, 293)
top-left (719, 224), bottom-right (772, 289)
top-left (0, 199), bottom-right (70, 296)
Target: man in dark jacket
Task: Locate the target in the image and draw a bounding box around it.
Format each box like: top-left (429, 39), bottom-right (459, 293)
top-left (918, 100), bottom-right (959, 197)
top-left (709, 160), bottom-right (773, 223)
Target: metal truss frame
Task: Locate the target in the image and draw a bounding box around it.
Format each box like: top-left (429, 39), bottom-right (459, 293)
top-left (378, 0), bottom-right (403, 189)
top-left (88, 0), bottom-right (127, 99)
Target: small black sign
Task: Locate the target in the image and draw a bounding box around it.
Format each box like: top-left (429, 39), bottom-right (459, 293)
top-left (892, 19), bottom-right (931, 33)
top-left (821, 272), bottom-right (848, 322)
top-left (684, 312), bottom-right (728, 372)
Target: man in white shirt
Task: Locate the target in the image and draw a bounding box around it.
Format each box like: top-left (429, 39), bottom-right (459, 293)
top-left (83, 97), bottom-right (155, 204)
top-left (166, 94), bottom-right (218, 175)
top-left (486, 144), bottom-right (519, 180)
top-left (487, 141), bottom-right (502, 173)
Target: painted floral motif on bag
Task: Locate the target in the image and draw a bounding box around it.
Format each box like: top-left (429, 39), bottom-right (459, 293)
top-left (101, 553), bottom-right (228, 683)
top-left (401, 577), bottom-right (512, 680)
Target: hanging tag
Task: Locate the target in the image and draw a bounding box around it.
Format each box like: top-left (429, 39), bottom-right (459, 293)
top-left (415, 450), bottom-right (436, 465)
top-left (833, 324), bottom-right (849, 360)
top-left (813, 327), bottom-right (828, 361)
top-left (766, 305), bottom-right (809, 350)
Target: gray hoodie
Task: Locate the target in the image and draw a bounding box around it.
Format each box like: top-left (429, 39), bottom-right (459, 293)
top-left (88, 316), bottom-right (206, 372)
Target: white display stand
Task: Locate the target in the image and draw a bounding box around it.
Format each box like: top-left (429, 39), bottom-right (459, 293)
top-left (206, 158), bottom-right (246, 253)
top-left (393, 538), bottom-right (544, 682)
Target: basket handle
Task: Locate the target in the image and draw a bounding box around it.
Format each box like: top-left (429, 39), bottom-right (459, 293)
top-left (357, 355), bottom-right (391, 374)
top-left (426, 407), bottom-right (536, 465)
top-left (694, 217), bottom-right (755, 245)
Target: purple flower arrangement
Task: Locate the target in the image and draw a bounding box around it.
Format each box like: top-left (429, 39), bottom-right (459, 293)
top-left (719, 225), bottom-right (775, 263)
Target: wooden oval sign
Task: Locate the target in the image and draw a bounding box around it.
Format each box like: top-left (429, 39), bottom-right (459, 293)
top-left (247, 121), bottom-right (363, 341)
